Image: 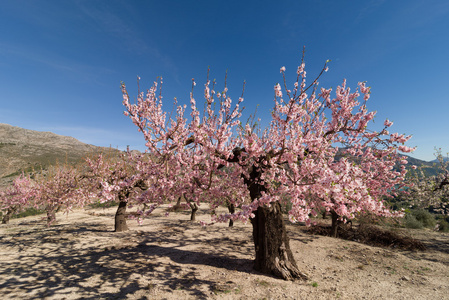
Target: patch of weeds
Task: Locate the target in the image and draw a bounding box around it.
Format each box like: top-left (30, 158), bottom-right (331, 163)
top-left (255, 279), bottom-right (270, 287)
top-left (385, 266), bottom-right (396, 274)
top-left (311, 282), bottom-right (318, 288)
top-left (416, 266), bottom-right (431, 275)
top-left (330, 254), bottom-right (344, 262)
top-left (213, 289), bottom-right (231, 295)
top-left (213, 281), bottom-right (238, 295)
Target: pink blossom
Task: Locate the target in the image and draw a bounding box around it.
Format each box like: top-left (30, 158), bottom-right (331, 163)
top-left (384, 119), bottom-right (393, 127)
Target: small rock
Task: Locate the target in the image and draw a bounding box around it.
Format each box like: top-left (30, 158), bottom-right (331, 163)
top-left (400, 276), bottom-right (410, 281)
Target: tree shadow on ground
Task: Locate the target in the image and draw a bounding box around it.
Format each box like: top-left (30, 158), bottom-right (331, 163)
top-left (0, 219), bottom-right (256, 299)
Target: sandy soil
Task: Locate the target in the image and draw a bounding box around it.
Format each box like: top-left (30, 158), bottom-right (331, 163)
top-left (0, 206), bottom-right (448, 300)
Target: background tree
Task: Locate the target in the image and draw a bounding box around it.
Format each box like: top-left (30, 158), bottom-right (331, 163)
top-left (30, 163), bottom-right (87, 226)
top-left (0, 173), bottom-right (35, 224)
top-left (84, 150), bottom-right (157, 232)
top-left (400, 149), bottom-right (449, 215)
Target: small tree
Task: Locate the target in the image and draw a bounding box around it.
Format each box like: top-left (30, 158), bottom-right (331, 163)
top-left (0, 173), bottom-right (35, 224)
top-left (84, 150), bottom-right (156, 232)
top-left (122, 54), bottom-right (413, 280)
top-left (31, 163), bottom-right (88, 226)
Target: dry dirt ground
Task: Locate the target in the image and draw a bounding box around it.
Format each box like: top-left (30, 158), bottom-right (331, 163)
top-left (1, 206), bottom-right (448, 300)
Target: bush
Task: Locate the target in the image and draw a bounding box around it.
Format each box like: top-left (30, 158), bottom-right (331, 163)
top-left (437, 220), bottom-right (449, 232)
top-left (404, 209), bottom-right (437, 229)
top-left (404, 214), bottom-right (424, 229)
top-left (412, 209), bottom-right (437, 228)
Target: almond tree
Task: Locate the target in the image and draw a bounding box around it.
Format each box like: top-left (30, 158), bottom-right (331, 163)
top-left (32, 163), bottom-right (88, 226)
top-left (83, 148), bottom-right (189, 232)
top-left (401, 149), bottom-right (449, 215)
top-left (0, 173), bottom-right (35, 224)
top-left (121, 54), bottom-right (414, 280)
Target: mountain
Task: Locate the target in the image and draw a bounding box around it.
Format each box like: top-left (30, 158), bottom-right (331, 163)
top-left (431, 157), bottom-right (449, 163)
top-left (401, 155), bottom-right (442, 177)
top-left (0, 123), bottom-right (114, 186)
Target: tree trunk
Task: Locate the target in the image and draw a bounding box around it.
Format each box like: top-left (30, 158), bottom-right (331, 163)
top-left (46, 210), bottom-right (56, 227)
top-left (190, 202), bottom-right (198, 221)
top-left (330, 210), bottom-right (339, 238)
top-left (322, 210), bottom-right (327, 219)
top-left (115, 200), bottom-right (129, 232)
top-left (2, 214), bottom-right (10, 224)
top-left (251, 202), bottom-right (308, 280)
top-left (2, 207), bottom-right (16, 224)
top-left (244, 166), bottom-right (307, 281)
top-left (227, 202), bottom-right (235, 227)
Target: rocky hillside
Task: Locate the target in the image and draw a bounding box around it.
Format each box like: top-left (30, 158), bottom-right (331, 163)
top-left (0, 123), bottom-right (114, 185)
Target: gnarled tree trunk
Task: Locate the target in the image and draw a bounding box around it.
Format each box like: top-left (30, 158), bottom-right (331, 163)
top-left (251, 202), bottom-right (308, 280)
top-left (245, 166), bottom-right (308, 281)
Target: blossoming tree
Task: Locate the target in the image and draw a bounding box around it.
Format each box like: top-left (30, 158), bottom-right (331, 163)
top-left (121, 55), bottom-right (414, 280)
top-left (31, 163), bottom-right (89, 226)
top-left (401, 149), bottom-right (449, 215)
top-left (84, 150), bottom-right (158, 232)
top-left (0, 173), bottom-right (35, 224)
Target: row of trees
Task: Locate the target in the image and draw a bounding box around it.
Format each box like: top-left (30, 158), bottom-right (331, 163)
top-left (2, 54), bottom-right (434, 280)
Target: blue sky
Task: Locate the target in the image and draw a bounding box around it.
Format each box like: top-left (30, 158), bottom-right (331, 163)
top-left (1, 0), bottom-right (448, 161)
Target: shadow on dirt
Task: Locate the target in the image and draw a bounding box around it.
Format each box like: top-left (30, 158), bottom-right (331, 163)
top-left (0, 219), bottom-right (255, 299)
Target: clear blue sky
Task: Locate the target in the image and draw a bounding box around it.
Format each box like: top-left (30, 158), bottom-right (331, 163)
top-left (1, 0), bottom-right (448, 161)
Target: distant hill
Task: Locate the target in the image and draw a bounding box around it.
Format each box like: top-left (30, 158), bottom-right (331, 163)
top-left (430, 156), bottom-right (449, 163)
top-left (402, 155), bottom-right (443, 177)
top-left (0, 123), bottom-right (116, 186)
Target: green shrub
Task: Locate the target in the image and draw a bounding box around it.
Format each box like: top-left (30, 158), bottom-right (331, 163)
top-left (404, 214), bottom-right (423, 229)
top-left (412, 209), bottom-right (436, 228)
top-left (437, 220), bottom-right (449, 232)
top-left (404, 209), bottom-right (437, 229)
